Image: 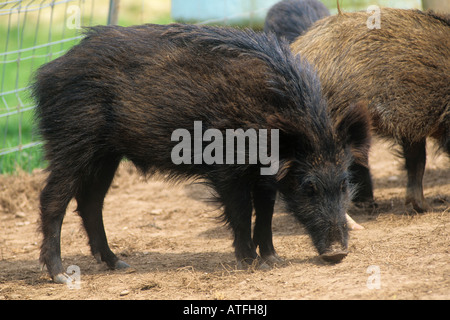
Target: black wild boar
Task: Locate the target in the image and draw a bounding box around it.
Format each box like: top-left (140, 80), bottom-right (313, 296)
top-left (264, 0), bottom-right (330, 43)
top-left (33, 23), bottom-right (371, 284)
top-left (291, 8), bottom-right (450, 212)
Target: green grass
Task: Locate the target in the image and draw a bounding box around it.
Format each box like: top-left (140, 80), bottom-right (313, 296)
top-left (0, 0), bottom-right (172, 174)
top-left (0, 22), bottom-right (83, 174)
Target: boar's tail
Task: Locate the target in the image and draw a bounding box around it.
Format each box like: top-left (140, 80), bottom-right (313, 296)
top-left (337, 0), bottom-right (343, 15)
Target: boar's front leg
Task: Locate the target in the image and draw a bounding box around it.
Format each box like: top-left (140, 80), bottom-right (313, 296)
top-left (215, 180), bottom-right (258, 269)
top-left (252, 184), bottom-right (283, 265)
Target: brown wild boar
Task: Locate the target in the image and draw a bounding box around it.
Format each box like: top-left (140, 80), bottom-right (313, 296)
top-left (291, 8), bottom-right (449, 212)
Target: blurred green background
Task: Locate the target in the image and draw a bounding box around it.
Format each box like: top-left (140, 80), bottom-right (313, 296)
top-left (0, 0), bottom-right (444, 174)
top-left (0, 0), bottom-right (173, 173)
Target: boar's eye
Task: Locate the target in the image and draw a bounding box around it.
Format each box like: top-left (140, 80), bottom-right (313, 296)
top-left (304, 181), bottom-right (318, 196)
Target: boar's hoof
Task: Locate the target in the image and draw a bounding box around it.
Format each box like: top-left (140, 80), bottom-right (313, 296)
top-left (236, 257), bottom-right (272, 271)
top-left (53, 273), bottom-right (71, 284)
top-left (115, 260), bottom-right (131, 269)
top-left (237, 258), bottom-right (258, 270)
top-left (320, 250), bottom-right (348, 263)
top-left (406, 198), bottom-right (431, 214)
top-left (94, 253), bottom-right (130, 270)
top-left (262, 254), bottom-right (284, 266)
top-left (258, 262), bottom-right (271, 270)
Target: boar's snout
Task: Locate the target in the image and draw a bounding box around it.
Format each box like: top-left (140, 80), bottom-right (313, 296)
top-left (320, 242), bottom-right (348, 263)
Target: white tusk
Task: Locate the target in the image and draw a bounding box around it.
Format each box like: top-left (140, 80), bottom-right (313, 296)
top-left (346, 213), bottom-right (365, 230)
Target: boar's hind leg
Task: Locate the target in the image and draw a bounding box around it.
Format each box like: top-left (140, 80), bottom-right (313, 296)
top-left (402, 139), bottom-right (431, 213)
top-left (75, 156), bottom-right (130, 271)
top-left (39, 170), bottom-right (76, 283)
top-left (252, 185), bottom-right (283, 265)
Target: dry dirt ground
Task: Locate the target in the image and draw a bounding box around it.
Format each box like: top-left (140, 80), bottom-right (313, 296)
top-left (0, 138), bottom-right (448, 300)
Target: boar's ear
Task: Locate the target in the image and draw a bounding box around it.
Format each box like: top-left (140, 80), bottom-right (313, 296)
top-left (335, 100), bottom-right (372, 165)
top-left (266, 113), bottom-right (300, 136)
top-left (266, 112), bottom-right (313, 152)
top-left (275, 159), bottom-right (295, 182)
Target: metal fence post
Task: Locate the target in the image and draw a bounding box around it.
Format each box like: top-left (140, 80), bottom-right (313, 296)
top-left (108, 0), bottom-right (120, 25)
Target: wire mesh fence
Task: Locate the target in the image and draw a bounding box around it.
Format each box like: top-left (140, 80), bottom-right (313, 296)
top-left (0, 0), bottom-right (111, 173)
top-left (0, 0), bottom-right (426, 174)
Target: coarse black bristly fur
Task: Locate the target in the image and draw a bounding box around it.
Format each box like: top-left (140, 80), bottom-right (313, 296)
top-left (32, 23), bottom-right (371, 283)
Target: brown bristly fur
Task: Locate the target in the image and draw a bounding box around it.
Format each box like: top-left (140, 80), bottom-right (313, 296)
top-left (291, 8), bottom-right (450, 212)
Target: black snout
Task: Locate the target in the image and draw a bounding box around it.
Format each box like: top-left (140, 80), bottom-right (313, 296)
top-left (320, 242), bottom-right (348, 263)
